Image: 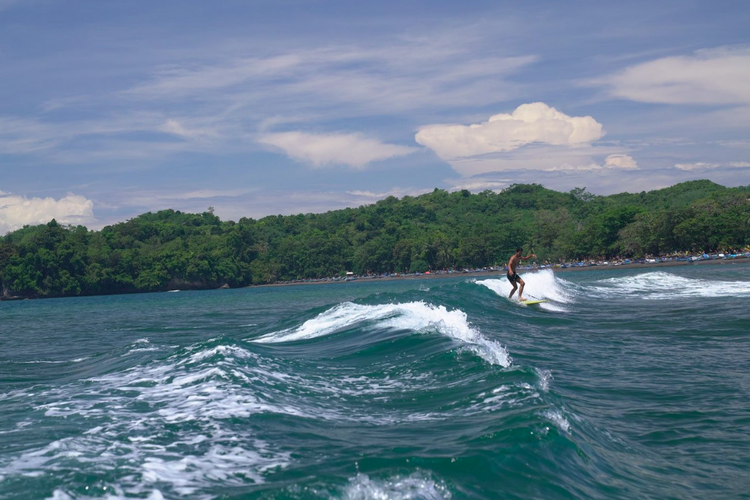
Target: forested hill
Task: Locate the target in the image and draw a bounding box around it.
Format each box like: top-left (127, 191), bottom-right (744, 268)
top-left (2, 180), bottom-right (749, 298)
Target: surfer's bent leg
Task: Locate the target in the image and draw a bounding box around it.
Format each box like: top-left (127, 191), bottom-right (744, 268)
top-left (518, 277), bottom-right (526, 301)
top-left (508, 273), bottom-right (518, 298)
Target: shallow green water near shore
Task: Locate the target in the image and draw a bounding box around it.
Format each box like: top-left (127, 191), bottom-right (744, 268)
top-left (2, 264), bottom-right (750, 499)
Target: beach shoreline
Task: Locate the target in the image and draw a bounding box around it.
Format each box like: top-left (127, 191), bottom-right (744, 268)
top-left (251, 257), bottom-right (750, 288)
top-left (3, 256), bottom-right (746, 300)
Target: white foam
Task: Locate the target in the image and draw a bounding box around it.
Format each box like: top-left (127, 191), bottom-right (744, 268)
top-left (1, 323), bottom-right (525, 497)
top-left (187, 345), bottom-right (257, 363)
top-left (15, 356), bottom-right (89, 364)
top-left (125, 347), bottom-right (161, 354)
top-left (46, 486), bottom-right (165, 500)
top-left (0, 421), bottom-right (31, 436)
top-left (139, 443), bottom-right (287, 494)
top-left (592, 271), bottom-right (750, 300)
top-left (253, 301), bottom-right (511, 367)
top-left (535, 368), bottom-right (552, 392)
top-left (0, 388), bottom-right (31, 402)
top-left (122, 338), bottom-right (162, 355)
top-left (477, 269), bottom-right (574, 311)
top-left (10, 338), bottom-right (460, 495)
top-left (47, 490), bottom-right (73, 500)
top-left (542, 409), bottom-right (571, 433)
top-left (463, 383), bottom-right (542, 415)
top-left (343, 472), bottom-right (452, 500)
top-left (3, 344), bottom-right (292, 498)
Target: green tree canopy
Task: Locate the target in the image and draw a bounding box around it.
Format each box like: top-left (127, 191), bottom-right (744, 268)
top-left (1, 181), bottom-right (748, 298)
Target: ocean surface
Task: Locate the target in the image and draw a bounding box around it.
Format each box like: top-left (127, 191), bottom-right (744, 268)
top-left (1, 264), bottom-right (749, 499)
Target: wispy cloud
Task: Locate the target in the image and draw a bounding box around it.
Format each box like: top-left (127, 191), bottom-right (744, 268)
top-left (443, 178), bottom-right (510, 192)
top-left (346, 187), bottom-right (432, 200)
top-left (104, 188), bottom-right (257, 210)
top-left (594, 46), bottom-right (750, 105)
top-left (0, 0), bottom-right (25, 12)
top-left (442, 141), bottom-right (630, 177)
top-left (159, 119), bottom-right (220, 140)
top-left (4, 5), bottom-right (749, 224)
top-left (0, 113), bottom-right (237, 164)
top-left (675, 161), bottom-right (750, 171)
top-left (2, 31), bottom-right (538, 167)
top-left (94, 186), bottom-right (432, 227)
top-left (124, 44), bottom-right (536, 115)
top-left (258, 131), bottom-right (415, 169)
top-left (124, 54), bottom-right (305, 98)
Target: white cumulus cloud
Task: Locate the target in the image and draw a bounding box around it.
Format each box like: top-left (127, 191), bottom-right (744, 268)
top-left (604, 154), bottom-right (638, 169)
top-left (258, 131), bottom-right (416, 169)
top-left (0, 193), bottom-right (95, 235)
top-left (599, 46), bottom-right (750, 105)
top-left (415, 102), bottom-right (605, 160)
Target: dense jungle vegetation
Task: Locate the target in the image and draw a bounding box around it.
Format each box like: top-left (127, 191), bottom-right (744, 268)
top-left (1, 180), bottom-right (749, 298)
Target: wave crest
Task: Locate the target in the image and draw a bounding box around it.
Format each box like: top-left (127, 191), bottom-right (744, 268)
top-left (477, 269), bottom-right (574, 311)
top-left (253, 301), bottom-right (511, 367)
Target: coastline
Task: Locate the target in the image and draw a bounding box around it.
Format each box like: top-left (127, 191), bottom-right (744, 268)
top-left (251, 256), bottom-right (750, 288)
top-left (3, 257), bottom-right (747, 300)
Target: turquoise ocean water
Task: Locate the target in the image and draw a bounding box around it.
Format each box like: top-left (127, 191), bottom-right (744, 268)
top-left (1, 264), bottom-right (749, 499)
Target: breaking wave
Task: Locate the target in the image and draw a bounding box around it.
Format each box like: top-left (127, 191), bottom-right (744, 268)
top-left (591, 271), bottom-right (750, 300)
top-left (476, 269), bottom-right (575, 311)
top-left (0, 330), bottom-right (561, 498)
top-left (252, 301), bottom-right (511, 367)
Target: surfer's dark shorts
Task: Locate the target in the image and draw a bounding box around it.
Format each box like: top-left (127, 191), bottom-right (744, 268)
top-left (507, 272), bottom-right (521, 284)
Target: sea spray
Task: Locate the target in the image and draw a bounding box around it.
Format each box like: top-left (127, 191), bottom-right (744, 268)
top-left (477, 269), bottom-right (575, 311)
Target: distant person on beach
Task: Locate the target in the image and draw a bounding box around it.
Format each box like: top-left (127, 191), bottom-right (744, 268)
top-left (507, 247), bottom-right (536, 301)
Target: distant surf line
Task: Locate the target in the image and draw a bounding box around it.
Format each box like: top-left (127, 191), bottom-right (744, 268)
top-left (247, 258), bottom-right (749, 290)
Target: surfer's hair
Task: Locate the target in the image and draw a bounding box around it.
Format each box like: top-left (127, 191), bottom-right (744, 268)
top-left (516, 247), bottom-right (523, 253)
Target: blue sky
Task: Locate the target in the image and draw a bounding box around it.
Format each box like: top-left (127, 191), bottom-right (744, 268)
top-left (1, 0), bottom-right (749, 233)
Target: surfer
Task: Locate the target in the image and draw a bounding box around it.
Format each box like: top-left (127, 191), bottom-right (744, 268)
top-left (507, 247), bottom-right (536, 301)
